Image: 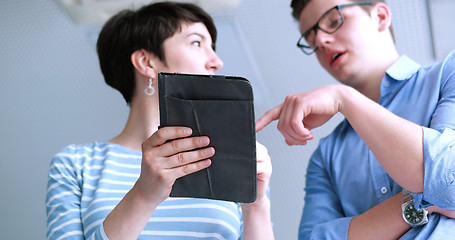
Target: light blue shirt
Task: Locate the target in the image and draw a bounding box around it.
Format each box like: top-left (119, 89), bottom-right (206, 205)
top-left (299, 50), bottom-right (455, 240)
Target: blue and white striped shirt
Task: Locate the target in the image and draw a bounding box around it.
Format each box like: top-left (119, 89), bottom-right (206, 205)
top-left (46, 141), bottom-right (243, 240)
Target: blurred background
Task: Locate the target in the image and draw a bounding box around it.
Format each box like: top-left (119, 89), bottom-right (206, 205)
top-left (1, 0), bottom-right (454, 239)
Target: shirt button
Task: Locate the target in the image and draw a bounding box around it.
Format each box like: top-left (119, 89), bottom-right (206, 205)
top-left (383, 81), bottom-right (390, 88)
top-left (381, 187), bottom-right (388, 194)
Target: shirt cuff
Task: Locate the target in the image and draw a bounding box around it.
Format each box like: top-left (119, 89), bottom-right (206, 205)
top-left (98, 223), bottom-right (110, 240)
top-left (310, 217), bottom-right (353, 239)
top-left (414, 127), bottom-right (455, 210)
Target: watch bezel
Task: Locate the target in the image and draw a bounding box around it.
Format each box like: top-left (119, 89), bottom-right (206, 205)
top-left (401, 197), bottom-right (429, 227)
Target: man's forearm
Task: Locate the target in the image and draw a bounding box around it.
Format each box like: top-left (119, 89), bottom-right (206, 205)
top-left (348, 193), bottom-right (410, 240)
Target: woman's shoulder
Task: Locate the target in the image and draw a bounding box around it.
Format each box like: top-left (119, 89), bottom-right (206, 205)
top-left (55, 141), bottom-right (111, 156)
top-left (51, 141), bottom-right (123, 166)
top-left (50, 141), bottom-right (141, 172)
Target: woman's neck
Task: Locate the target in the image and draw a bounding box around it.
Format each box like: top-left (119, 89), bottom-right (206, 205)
top-left (109, 95), bottom-right (159, 151)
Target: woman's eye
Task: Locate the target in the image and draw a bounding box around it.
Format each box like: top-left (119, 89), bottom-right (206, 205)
top-left (191, 41), bottom-right (201, 47)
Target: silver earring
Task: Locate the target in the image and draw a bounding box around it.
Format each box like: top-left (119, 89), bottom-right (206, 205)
top-left (144, 77), bottom-right (155, 96)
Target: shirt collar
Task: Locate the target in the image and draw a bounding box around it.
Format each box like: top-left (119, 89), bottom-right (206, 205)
top-left (385, 55), bottom-right (421, 81)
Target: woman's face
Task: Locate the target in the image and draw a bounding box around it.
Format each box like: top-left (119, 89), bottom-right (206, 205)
top-left (155, 22), bottom-right (223, 75)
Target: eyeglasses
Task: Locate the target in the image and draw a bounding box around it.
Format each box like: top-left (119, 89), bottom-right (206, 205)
top-left (296, 1), bottom-right (373, 55)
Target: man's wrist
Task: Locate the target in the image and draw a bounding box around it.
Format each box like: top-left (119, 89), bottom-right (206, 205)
top-left (401, 189), bottom-right (429, 227)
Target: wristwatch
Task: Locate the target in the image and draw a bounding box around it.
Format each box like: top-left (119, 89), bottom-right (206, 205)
top-left (401, 189), bottom-right (429, 227)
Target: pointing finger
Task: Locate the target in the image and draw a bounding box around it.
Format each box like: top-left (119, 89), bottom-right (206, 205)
top-left (255, 104), bottom-right (283, 132)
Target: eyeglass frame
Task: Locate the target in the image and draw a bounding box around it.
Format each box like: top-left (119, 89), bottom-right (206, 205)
top-left (296, 1), bottom-right (373, 55)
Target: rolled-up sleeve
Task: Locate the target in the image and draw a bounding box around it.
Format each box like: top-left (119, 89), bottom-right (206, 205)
top-left (413, 53), bottom-right (455, 211)
top-left (413, 127), bottom-right (455, 210)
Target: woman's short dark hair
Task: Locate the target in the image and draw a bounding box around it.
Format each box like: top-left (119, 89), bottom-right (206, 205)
top-left (96, 1), bottom-right (217, 105)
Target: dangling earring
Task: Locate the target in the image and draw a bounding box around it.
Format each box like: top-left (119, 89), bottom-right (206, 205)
top-left (144, 77), bottom-right (155, 96)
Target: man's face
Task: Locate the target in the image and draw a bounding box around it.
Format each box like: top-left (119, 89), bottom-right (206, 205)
top-left (299, 0), bottom-right (380, 86)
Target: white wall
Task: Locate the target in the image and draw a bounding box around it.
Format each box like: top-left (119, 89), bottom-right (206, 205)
top-left (0, 0), bottom-right (448, 239)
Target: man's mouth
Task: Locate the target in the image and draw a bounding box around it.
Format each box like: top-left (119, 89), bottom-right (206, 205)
top-left (332, 53), bottom-right (342, 62)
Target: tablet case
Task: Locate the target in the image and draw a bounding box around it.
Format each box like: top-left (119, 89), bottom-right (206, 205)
top-left (158, 72), bottom-right (257, 203)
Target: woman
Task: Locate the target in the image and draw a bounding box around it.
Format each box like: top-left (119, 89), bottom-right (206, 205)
top-left (46, 2), bottom-right (274, 240)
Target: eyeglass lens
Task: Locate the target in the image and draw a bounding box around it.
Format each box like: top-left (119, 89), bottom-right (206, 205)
top-left (297, 2), bottom-right (373, 54)
top-left (300, 7), bottom-right (343, 49)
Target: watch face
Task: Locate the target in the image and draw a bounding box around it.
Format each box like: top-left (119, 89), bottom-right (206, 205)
top-left (404, 203), bottom-right (426, 225)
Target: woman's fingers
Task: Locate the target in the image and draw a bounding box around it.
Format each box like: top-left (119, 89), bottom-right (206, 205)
top-left (143, 127), bottom-right (193, 150)
top-left (163, 136), bottom-right (211, 157)
top-left (141, 126), bottom-right (215, 180)
top-left (255, 142), bottom-right (272, 180)
top-left (172, 158), bottom-right (212, 180)
top-left (164, 146), bottom-right (215, 169)
top-left (144, 127), bottom-right (213, 157)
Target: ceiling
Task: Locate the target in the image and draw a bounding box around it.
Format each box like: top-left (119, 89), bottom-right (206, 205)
top-left (55, 0), bottom-right (242, 24)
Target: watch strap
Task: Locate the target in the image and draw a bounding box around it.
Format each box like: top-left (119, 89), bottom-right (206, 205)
top-left (402, 189), bottom-right (413, 204)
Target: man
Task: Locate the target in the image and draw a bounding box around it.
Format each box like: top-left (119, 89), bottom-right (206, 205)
top-left (256, 0), bottom-right (455, 239)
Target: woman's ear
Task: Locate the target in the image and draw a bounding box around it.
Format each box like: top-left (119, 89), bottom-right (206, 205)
top-left (131, 49), bottom-right (157, 78)
top-left (373, 3), bottom-right (392, 32)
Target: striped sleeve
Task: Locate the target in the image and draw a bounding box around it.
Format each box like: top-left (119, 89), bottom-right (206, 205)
top-left (46, 145), bottom-right (105, 240)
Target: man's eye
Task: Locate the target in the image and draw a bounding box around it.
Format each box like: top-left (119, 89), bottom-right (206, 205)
top-left (191, 41), bottom-right (201, 47)
top-left (328, 19), bottom-right (341, 28)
